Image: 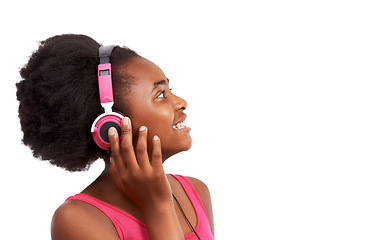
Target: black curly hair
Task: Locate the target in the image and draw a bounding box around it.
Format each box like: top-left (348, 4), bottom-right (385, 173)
top-left (16, 34), bottom-right (139, 171)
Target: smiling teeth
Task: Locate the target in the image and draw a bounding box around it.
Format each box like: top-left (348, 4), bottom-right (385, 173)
top-left (173, 120), bottom-right (186, 129)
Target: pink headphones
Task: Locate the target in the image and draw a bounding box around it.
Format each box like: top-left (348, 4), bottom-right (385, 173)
top-left (91, 45), bottom-right (124, 150)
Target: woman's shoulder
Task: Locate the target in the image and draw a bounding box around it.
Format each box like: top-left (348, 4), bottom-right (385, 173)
top-left (186, 176), bottom-right (211, 197)
top-left (186, 176), bottom-right (215, 235)
top-left (168, 174), bottom-right (210, 198)
top-left (168, 174), bottom-right (211, 200)
top-left (51, 199), bottom-right (119, 239)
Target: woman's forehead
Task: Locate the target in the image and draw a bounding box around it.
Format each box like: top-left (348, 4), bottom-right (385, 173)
top-left (122, 57), bottom-right (166, 82)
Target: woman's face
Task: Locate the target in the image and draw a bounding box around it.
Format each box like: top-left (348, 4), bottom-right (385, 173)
top-left (116, 57), bottom-right (192, 160)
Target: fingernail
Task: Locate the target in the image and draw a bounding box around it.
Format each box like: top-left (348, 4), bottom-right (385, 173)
top-left (109, 127), bottom-right (116, 136)
top-left (122, 117), bottom-right (129, 126)
top-left (153, 135), bottom-right (159, 141)
top-left (139, 126), bottom-right (147, 132)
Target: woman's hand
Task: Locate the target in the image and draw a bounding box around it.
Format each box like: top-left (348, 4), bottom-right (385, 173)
top-left (108, 117), bottom-right (172, 213)
top-left (108, 117), bottom-right (184, 239)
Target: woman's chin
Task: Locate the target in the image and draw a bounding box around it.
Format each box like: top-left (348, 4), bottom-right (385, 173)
top-left (162, 138), bottom-right (192, 161)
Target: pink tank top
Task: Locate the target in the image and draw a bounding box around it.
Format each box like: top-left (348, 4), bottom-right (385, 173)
top-left (66, 174), bottom-right (214, 240)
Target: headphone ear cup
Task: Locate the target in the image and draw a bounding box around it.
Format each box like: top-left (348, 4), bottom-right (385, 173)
top-left (99, 120), bottom-right (122, 143)
top-left (92, 112), bottom-right (124, 150)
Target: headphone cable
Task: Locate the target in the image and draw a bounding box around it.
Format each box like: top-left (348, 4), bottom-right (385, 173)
top-left (172, 193), bottom-right (201, 240)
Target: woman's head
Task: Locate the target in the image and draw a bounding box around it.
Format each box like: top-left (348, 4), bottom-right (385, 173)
top-left (16, 34), bottom-right (191, 171)
top-left (117, 57), bottom-right (192, 160)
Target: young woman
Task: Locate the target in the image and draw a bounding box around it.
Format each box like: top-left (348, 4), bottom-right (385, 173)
top-left (16, 34), bottom-right (214, 240)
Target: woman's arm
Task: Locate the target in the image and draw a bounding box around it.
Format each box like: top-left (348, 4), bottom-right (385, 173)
top-left (108, 117), bottom-right (184, 240)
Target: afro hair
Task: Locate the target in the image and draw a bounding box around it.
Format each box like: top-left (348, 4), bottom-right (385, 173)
top-left (16, 34), bottom-right (139, 171)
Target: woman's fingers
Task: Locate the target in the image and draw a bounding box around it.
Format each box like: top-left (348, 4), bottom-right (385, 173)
top-left (151, 135), bottom-right (163, 170)
top-left (136, 126), bottom-right (150, 168)
top-left (108, 117), bottom-right (164, 176)
top-left (108, 126), bottom-right (127, 176)
top-left (118, 117), bottom-right (138, 170)
top-left (108, 156), bottom-right (124, 191)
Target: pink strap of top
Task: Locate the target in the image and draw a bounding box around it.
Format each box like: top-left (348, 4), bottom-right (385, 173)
top-left (66, 174), bottom-right (214, 240)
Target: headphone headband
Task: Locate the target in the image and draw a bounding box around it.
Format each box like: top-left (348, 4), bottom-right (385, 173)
top-left (97, 45), bottom-right (117, 110)
top-left (99, 45), bottom-right (116, 64)
top-left (98, 45), bottom-right (116, 64)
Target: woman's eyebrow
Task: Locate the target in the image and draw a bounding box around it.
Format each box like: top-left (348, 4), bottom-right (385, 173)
top-left (151, 78), bottom-right (169, 92)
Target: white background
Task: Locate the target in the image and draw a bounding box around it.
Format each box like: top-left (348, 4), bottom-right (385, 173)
top-left (1, 0), bottom-right (388, 239)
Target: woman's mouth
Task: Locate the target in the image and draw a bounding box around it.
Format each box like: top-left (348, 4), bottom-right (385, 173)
top-left (173, 120), bottom-right (187, 130)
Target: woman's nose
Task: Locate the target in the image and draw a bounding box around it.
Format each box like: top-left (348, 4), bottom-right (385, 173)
top-left (174, 94), bottom-right (187, 111)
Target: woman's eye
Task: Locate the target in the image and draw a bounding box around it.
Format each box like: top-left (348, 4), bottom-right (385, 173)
top-left (157, 90), bottom-right (167, 99)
